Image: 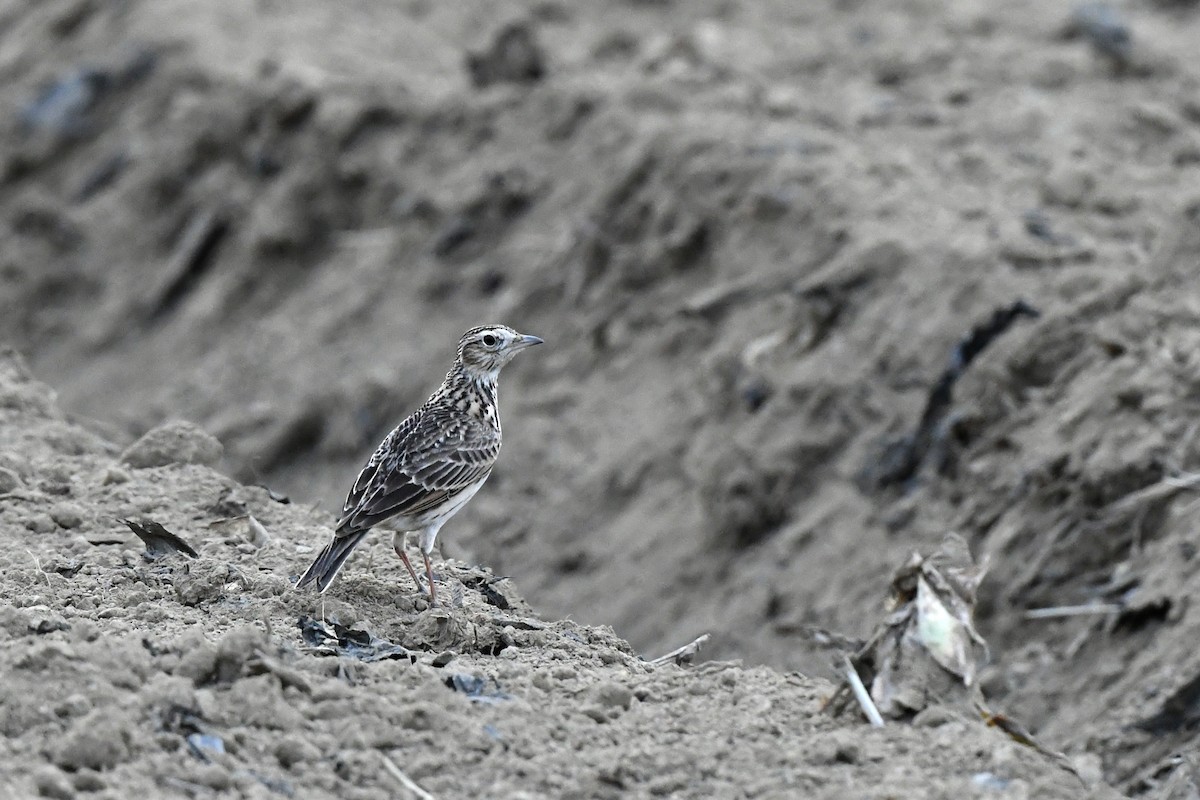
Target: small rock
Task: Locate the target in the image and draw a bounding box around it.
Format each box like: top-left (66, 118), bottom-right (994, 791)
top-left (834, 741), bottom-right (861, 765)
top-left (173, 561), bottom-right (227, 607)
top-left (24, 513), bottom-right (57, 534)
top-left (211, 625), bottom-right (265, 684)
top-left (398, 702), bottom-right (448, 731)
top-left (49, 502), bottom-right (84, 529)
top-left (54, 712), bottom-right (131, 771)
top-left (0, 605), bottom-right (31, 636)
top-left (30, 614), bottom-right (70, 635)
top-left (0, 466), bottom-right (22, 493)
top-left (33, 765), bottom-right (74, 799)
top-left (274, 735), bottom-right (321, 769)
top-left (101, 466), bottom-right (130, 485)
top-left (54, 693), bottom-right (91, 719)
top-left (466, 22), bottom-right (546, 88)
top-left (977, 666), bottom-right (1012, 700)
top-left (120, 420), bottom-right (223, 469)
top-left (812, 730), bottom-right (864, 765)
top-left (582, 705), bottom-right (611, 723)
top-left (912, 704), bottom-right (962, 728)
top-left (69, 770), bottom-right (105, 792)
top-left (1041, 165), bottom-right (1095, 208)
top-left (185, 762), bottom-right (234, 791)
top-left (598, 649), bottom-right (625, 665)
top-left (244, 515), bottom-right (271, 547)
top-left (175, 638), bottom-right (219, 685)
top-left (593, 682), bottom-right (634, 710)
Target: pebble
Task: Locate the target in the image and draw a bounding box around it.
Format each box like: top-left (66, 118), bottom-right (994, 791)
top-left (1040, 165), bottom-right (1094, 208)
top-left (69, 770), bottom-right (105, 792)
top-left (466, 22), bottom-right (546, 88)
top-left (593, 682), bottom-right (634, 710)
top-left (101, 466), bottom-right (130, 485)
top-left (274, 735), bottom-right (321, 769)
top-left (49, 502), bottom-right (83, 529)
top-left (185, 762), bottom-right (234, 791)
top-left (53, 712), bottom-right (130, 771)
top-left (33, 766), bottom-right (74, 800)
top-left (0, 466), bottom-right (21, 493)
top-left (120, 420), bottom-right (223, 468)
top-left (24, 513), bottom-right (57, 534)
top-left (582, 705), bottom-right (611, 723)
top-left (54, 693), bottom-right (91, 719)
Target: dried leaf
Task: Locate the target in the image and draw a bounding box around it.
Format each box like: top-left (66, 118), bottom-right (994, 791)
top-left (980, 705), bottom-right (1086, 786)
top-left (119, 518), bottom-right (198, 559)
top-left (916, 575), bottom-right (978, 684)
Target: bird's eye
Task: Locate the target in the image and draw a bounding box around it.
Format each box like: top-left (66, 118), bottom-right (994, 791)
top-left (482, 334), bottom-right (497, 347)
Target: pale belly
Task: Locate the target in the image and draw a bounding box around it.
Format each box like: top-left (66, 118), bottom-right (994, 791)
top-left (409, 474), bottom-right (491, 551)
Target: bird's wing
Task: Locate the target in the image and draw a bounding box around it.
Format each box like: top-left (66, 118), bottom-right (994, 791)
top-left (336, 408), bottom-right (498, 534)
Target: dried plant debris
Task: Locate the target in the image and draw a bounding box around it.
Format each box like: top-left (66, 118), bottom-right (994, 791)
top-left (255, 484), bottom-right (292, 504)
top-left (648, 633), bottom-right (712, 666)
top-left (297, 616), bottom-right (416, 663)
top-left (822, 534), bottom-right (1087, 784)
top-left (463, 573), bottom-right (514, 610)
top-left (859, 300), bottom-right (1039, 492)
top-left (118, 518), bottom-right (199, 559)
top-left (186, 732), bottom-right (226, 762)
top-left (979, 706), bottom-right (1085, 786)
top-left (877, 533), bottom-right (988, 715)
top-left (46, 557), bottom-right (83, 578)
top-left (444, 673), bottom-right (513, 705)
top-left (824, 534), bottom-right (988, 720)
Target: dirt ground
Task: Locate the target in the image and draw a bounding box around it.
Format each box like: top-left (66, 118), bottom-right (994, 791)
top-left (4, 0), bottom-right (1200, 796)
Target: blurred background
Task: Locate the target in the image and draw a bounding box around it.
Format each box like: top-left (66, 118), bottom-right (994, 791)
top-left (6, 0), bottom-right (1200, 791)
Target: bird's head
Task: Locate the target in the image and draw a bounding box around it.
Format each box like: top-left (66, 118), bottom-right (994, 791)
top-left (456, 324), bottom-right (543, 379)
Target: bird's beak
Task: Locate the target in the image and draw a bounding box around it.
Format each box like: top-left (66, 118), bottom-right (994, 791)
top-left (515, 334), bottom-right (544, 350)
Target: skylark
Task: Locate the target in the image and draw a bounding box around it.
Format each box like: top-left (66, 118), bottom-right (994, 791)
top-left (296, 325), bottom-right (543, 604)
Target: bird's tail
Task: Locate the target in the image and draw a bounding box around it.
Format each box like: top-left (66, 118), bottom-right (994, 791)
top-left (295, 530), bottom-right (369, 593)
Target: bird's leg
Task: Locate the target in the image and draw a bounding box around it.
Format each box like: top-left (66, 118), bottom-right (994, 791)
top-left (391, 532), bottom-right (423, 593)
top-left (423, 550), bottom-right (437, 607)
top-left (417, 526), bottom-right (442, 606)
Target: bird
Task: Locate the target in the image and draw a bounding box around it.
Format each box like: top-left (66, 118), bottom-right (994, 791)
top-left (296, 324), bottom-right (543, 604)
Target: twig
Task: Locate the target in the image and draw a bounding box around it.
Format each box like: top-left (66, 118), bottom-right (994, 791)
top-left (859, 299), bottom-right (1039, 491)
top-left (1007, 516), bottom-right (1075, 602)
top-left (150, 210), bottom-right (227, 320)
top-left (1024, 604), bottom-right (1122, 620)
top-left (381, 753), bottom-right (437, 800)
top-left (842, 656), bottom-right (884, 727)
top-left (649, 633), bottom-right (711, 665)
top-left (1165, 472), bottom-right (1200, 490)
top-left (1105, 471), bottom-right (1200, 517)
top-left (27, 549), bottom-right (51, 588)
